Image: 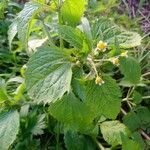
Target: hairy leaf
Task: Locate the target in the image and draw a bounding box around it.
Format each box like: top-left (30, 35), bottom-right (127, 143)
top-left (25, 46), bottom-right (72, 104)
top-left (49, 92), bottom-right (94, 132)
top-left (119, 57), bottom-right (141, 84)
top-left (8, 20), bottom-right (18, 50)
top-left (17, 2), bottom-right (48, 49)
top-left (61, 0), bottom-right (86, 26)
top-left (64, 131), bottom-right (96, 150)
top-left (91, 18), bottom-right (141, 48)
top-left (123, 112), bottom-right (141, 131)
top-left (31, 114), bottom-right (46, 135)
top-left (0, 110), bottom-right (20, 150)
top-left (131, 132), bottom-right (146, 150)
top-left (122, 135), bottom-right (141, 150)
top-left (59, 25), bottom-right (84, 49)
top-left (84, 75), bottom-right (121, 119)
top-left (100, 121), bottom-right (130, 146)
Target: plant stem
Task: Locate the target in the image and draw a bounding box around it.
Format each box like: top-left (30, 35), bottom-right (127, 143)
top-left (142, 96), bottom-right (150, 99)
top-left (93, 138), bottom-right (106, 150)
top-left (87, 56), bottom-right (98, 76)
top-left (140, 130), bottom-right (150, 141)
top-left (142, 72), bottom-right (150, 77)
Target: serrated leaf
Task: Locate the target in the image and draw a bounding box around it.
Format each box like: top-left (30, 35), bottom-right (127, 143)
top-left (84, 75), bottom-right (121, 119)
top-left (64, 131), bottom-right (96, 150)
top-left (91, 18), bottom-right (141, 48)
top-left (119, 57), bottom-right (141, 84)
top-left (123, 112), bottom-right (141, 131)
top-left (100, 121), bottom-right (130, 146)
top-left (31, 114), bottom-right (46, 135)
top-left (122, 135), bottom-right (141, 150)
top-left (49, 92), bottom-right (94, 132)
top-left (72, 73), bottom-right (121, 119)
top-left (136, 107), bottom-right (150, 130)
top-left (8, 20), bottom-right (18, 50)
top-left (0, 110), bottom-right (20, 150)
top-left (17, 2), bottom-right (48, 49)
top-left (58, 25), bottom-right (84, 50)
top-left (132, 132), bottom-right (146, 150)
top-left (25, 46), bottom-right (72, 104)
top-left (123, 107), bottom-right (150, 132)
top-left (132, 91), bottom-right (142, 104)
top-left (117, 31), bottom-right (141, 48)
top-left (61, 0), bottom-right (86, 26)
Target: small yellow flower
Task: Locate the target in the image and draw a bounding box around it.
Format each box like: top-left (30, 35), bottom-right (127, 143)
top-left (97, 41), bottom-right (107, 52)
top-left (109, 57), bottom-right (119, 66)
top-left (120, 51), bottom-right (128, 58)
top-left (95, 76), bottom-right (105, 85)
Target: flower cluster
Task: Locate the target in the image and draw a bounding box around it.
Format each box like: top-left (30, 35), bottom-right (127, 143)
top-left (94, 40), bottom-right (129, 85)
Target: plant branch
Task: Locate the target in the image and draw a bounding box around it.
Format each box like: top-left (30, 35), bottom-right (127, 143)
top-left (93, 138), bottom-right (106, 150)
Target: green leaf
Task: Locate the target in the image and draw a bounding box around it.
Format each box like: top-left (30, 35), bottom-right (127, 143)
top-left (100, 121), bottom-right (130, 146)
top-left (31, 114), bottom-right (46, 135)
top-left (8, 20), bottom-right (18, 50)
top-left (17, 2), bottom-right (48, 49)
top-left (119, 57), bottom-right (141, 84)
top-left (123, 107), bottom-right (150, 132)
top-left (64, 131), bottom-right (96, 150)
top-left (61, 0), bottom-right (86, 26)
top-left (0, 0), bottom-right (8, 19)
top-left (0, 79), bottom-right (9, 103)
top-left (123, 112), bottom-right (141, 131)
top-left (0, 110), bottom-right (20, 150)
top-left (132, 91), bottom-right (142, 104)
top-left (49, 92), bottom-right (94, 132)
top-left (122, 135), bottom-right (141, 150)
top-left (84, 75), bottom-right (121, 119)
top-left (72, 74), bottom-right (121, 119)
top-left (25, 46), bottom-right (72, 104)
top-left (80, 17), bottom-right (92, 41)
top-left (136, 107), bottom-right (150, 130)
top-left (132, 132), bottom-right (146, 150)
top-left (91, 18), bottom-right (141, 48)
top-left (58, 25), bottom-right (84, 50)
top-left (116, 31), bottom-right (141, 48)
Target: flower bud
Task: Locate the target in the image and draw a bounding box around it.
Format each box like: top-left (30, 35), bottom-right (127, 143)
top-left (95, 76), bottom-right (105, 85)
top-left (109, 57), bottom-right (119, 66)
top-left (120, 51), bottom-right (128, 58)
